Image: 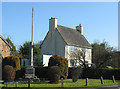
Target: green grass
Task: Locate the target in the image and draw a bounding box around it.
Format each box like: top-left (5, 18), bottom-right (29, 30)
top-left (1, 79), bottom-right (119, 88)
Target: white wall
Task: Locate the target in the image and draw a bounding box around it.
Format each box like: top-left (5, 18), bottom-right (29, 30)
top-left (55, 30), bottom-right (66, 57)
top-left (65, 46), bottom-right (92, 67)
top-left (43, 55), bottom-right (52, 67)
top-left (40, 18), bottom-right (67, 66)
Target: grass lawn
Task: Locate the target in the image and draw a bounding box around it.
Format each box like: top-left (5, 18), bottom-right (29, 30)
top-left (1, 79), bottom-right (119, 88)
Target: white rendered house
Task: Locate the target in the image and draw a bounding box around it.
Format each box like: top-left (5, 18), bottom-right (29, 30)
top-left (40, 17), bottom-right (92, 67)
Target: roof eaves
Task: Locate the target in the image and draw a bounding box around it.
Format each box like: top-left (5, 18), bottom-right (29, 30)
top-left (0, 35), bottom-right (12, 48)
top-left (66, 44), bottom-right (92, 49)
top-left (40, 31), bottom-right (49, 48)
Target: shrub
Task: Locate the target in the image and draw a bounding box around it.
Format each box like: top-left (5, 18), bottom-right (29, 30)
top-left (3, 65), bottom-right (16, 82)
top-left (2, 55), bottom-right (21, 71)
top-left (48, 55), bottom-right (68, 79)
top-left (71, 67), bottom-right (83, 82)
top-left (81, 68), bottom-right (120, 80)
top-left (35, 67), bottom-right (49, 79)
top-left (48, 66), bottom-right (61, 84)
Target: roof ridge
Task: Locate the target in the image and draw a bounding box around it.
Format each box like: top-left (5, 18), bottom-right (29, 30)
top-left (57, 24), bottom-right (76, 31)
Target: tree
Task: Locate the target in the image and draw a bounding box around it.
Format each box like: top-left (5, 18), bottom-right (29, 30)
top-left (19, 41), bottom-right (30, 59)
top-left (91, 40), bottom-right (117, 68)
top-left (68, 47), bottom-right (88, 68)
top-left (19, 41), bottom-right (42, 66)
top-left (67, 47), bottom-right (85, 82)
top-left (6, 37), bottom-right (18, 56)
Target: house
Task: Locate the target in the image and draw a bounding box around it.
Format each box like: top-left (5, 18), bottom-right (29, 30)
top-left (40, 17), bottom-right (92, 67)
top-left (0, 35), bottom-right (11, 58)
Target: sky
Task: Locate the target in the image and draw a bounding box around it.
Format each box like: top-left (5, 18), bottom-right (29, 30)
top-left (1, 2), bottom-right (118, 50)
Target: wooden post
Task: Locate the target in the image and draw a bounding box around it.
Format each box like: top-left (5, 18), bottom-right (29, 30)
top-left (61, 78), bottom-right (63, 88)
top-left (112, 75), bottom-right (115, 83)
top-left (100, 76), bottom-right (104, 84)
top-left (86, 78), bottom-right (88, 86)
top-left (28, 78), bottom-right (30, 88)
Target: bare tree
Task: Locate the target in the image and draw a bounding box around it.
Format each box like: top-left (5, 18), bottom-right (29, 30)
top-left (68, 47), bottom-right (88, 68)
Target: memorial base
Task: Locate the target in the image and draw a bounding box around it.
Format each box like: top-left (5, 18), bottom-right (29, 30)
top-left (25, 66), bottom-right (35, 79)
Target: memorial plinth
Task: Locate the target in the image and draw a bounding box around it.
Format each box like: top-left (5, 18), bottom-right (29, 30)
top-left (25, 66), bottom-right (35, 79)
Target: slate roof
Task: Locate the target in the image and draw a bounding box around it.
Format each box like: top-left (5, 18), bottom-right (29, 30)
top-left (0, 35), bottom-right (11, 48)
top-left (57, 25), bottom-right (92, 48)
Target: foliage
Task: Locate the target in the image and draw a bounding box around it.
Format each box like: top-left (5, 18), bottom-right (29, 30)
top-left (6, 37), bottom-right (18, 56)
top-left (48, 55), bottom-right (68, 79)
top-left (71, 67), bottom-right (83, 82)
top-left (48, 66), bottom-right (61, 84)
top-left (91, 40), bottom-right (117, 68)
top-left (81, 68), bottom-right (120, 80)
top-left (2, 55), bottom-right (21, 71)
top-left (35, 67), bottom-right (49, 79)
top-left (19, 41), bottom-right (41, 66)
top-left (3, 65), bottom-right (16, 82)
top-left (19, 41), bottom-right (30, 59)
top-left (68, 47), bottom-right (88, 68)
top-left (15, 67), bottom-right (26, 80)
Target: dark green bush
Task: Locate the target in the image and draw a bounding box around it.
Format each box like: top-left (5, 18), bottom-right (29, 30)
top-left (2, 55), bottom-right (21, 71)
top-left (68, 68), bottom-right (120, 80)
top-left (35, 67), bottom-right (49, 79)
top-left (81, 68), bottom-right (120, 80)
top-left (3, 65), bottom-right (16, 82)
top-left (15, 67), bottom-right (26, 80)
top-left (49, 66), bottom-right (61, 84)
top-left (48, 55), bottom-right (68, 79)
top-left (71, 67), bottom-right (83, 82)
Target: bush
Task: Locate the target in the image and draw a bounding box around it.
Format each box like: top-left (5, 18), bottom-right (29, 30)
top-left (71, 67), bottom-right (83, 82)
top-left (81, 68), bottom-right (120, 80)
top-left (2, 55), bottom-right (21, 71)
top-left (35, 67), bottom-right (49, 79)
top-left (48, 55), bottom-right (68, 79)
top-left (15, 67), bottom-right (26, 80)
top-left (3, 65), bottom-right (16, 82)
top-left (48, 66), bottom-right (61, 84)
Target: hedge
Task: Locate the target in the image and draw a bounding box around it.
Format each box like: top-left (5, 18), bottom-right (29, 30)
top-left (15, 67), bottom-right (120, 80)
top-left (2, 56), bottom-right (21, 71)
top-left (3, 65), bottom-right (16, 82)
top-left (35, 67), bottom-right (49, 79)
top-left (81, 68), bottom-right (120, 80)
top-left (68, 68), bottom-right (120, 80)
top-left (48, 66), bottom-right (61, 84)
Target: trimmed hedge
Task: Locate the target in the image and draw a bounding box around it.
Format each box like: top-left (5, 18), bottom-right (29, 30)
top-left (35, 67), bottom-right (49, 79)
top-left (16, 67), bottom-right (120, 80)
top-left (48, 55), bottom-right (68, 79)
top-left (48, 66), bottom-right (61, 84)
top-left (81, 68), bottom-right (120, 80)
top-left (3, 65), bottom-right (16, 82)
top-left (2, 55), bottom-right (21, 71)
top-left (68, 68), bottom-right (120, 80)
top-left (71, 67), bottom-right (83, 82)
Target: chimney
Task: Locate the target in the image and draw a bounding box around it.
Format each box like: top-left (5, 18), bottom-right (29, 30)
top-left (76, 24), bottom-right (83, 35)
top-left (49, 17), bottom-right (57, 31)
